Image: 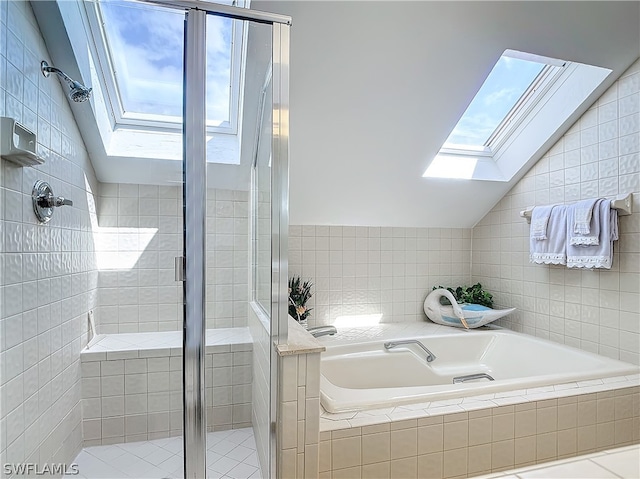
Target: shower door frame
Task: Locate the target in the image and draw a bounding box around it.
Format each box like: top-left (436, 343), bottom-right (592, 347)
top-left (134, 1), bottom-right (291, 477)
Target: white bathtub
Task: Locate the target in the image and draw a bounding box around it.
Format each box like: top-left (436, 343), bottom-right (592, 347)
top-left (320, 329), bottom-right (639, 413)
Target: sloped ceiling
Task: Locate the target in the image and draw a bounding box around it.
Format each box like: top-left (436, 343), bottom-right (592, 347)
top-left (254, 1), bottom-right (640, 228)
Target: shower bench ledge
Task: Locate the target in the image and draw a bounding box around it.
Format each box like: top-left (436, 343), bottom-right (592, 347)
top-left (80, 327), bottom-right (252, 362)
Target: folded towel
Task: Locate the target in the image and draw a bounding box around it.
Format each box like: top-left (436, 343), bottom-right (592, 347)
top-left (573, 198), bottom-right (600, 235)
top-left (567, 199), bottom-right (618, 269)
top-left (610, 208), bottom-right (619, 242)
top-left (530, 204), bottom-right (556, 241)
top-left (570, 198), bottom-right (602, 246)
top-left (530, 205), bottom-right (567, 265)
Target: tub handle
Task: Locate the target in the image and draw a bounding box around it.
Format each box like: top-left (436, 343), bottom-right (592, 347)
top-left (453, 373), bottom-right (495, 384)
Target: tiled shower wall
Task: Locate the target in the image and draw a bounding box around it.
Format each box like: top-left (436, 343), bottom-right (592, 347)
top-left (473, 58), bottom-right (640, 365)
top-left (80, 346), bottom-right (252, 446)
top-left (0, 0), bottom-right (98, 470)
top-left (289, 226), bottom-right (472, 328)
top-left (95, 185), bottom-right (249, 333)
top-left (248, 305), bottom-right (271, 478)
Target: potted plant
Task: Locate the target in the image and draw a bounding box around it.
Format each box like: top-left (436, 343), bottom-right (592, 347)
top-left (288, 276), bottom-right (313, 328)
top-left (432, 283), bottom-right (493, 308)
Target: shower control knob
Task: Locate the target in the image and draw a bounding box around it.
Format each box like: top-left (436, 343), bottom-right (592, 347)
top-left (53, 196), bottom-right (73, 207)
top-left (32, 180), bottom-right (73, 223)
top-left (36, 194), bottom-right (73, 208)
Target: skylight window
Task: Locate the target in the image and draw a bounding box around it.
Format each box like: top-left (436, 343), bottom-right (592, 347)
top-left (444, 53), bottom-right (546, 148)
top-left (86, 0), bottom-right (243, 132)
top-left (98, 2), bottom-right (186, 120)
top-left (424, 49), bottom-right (578, 181)
top-left (424, 50), bottom-right (611, 181)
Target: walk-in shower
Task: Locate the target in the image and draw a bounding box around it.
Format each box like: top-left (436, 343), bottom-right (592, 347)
top-left (1, 0), bottom-right (290, 478)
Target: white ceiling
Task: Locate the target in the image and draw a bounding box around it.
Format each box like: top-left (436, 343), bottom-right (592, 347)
top-left (254, 1), bottom-right (640, 228)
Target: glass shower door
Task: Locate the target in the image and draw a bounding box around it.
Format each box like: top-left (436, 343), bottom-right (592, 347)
top-left (182, 4), bottom-right (290, 479)
top-left (200, 13), bottom-right (264, 478)
top-left (91, 1), bottom-right (191, 476)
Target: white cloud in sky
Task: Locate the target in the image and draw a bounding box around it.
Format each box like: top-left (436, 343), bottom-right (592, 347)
top-left (100, 1), bottom-right (233, 122)
top-left (483, 87), bottom-right (519, 107)
top-left (448, 113), bottom-right (495, 146)
top-left (445, 54), bottom-right (545, 147)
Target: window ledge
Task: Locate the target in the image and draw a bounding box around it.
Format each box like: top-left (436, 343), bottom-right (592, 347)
top-left (424, 154), bottom-right (505, 181)
top-left (108, 128), bottom-right (239, 164)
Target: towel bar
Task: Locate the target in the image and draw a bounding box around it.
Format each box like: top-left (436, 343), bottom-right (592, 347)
top-left (520, 193), bottom-right (633, 223)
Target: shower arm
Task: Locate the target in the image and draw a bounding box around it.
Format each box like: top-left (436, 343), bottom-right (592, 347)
top-left (40, 60), bottom-right (92, 103)
top-left (41, 63), bottom-right (76, 86)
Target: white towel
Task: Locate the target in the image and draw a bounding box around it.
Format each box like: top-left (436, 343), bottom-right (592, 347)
top-left (611, 208), bottom-right (619, 242)
top-left (567, 199), bottom-right (618, 269)
top-left (570, 198), bottom-right (602, 246)
top-left (530, 204), bottom-right (556, 241)
top-left (572, 198), bottom-right (600, 235)
top-left (530, 205), bottom-right (567, 265)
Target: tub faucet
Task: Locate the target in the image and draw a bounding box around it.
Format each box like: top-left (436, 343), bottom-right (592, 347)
top-left (384, 340), bottom-right (437, 363)
top-left (307, 325), bottom-right (337, 338)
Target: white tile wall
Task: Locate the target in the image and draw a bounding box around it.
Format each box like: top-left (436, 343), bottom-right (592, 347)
top-left (473, 58), bottom-right (640, 366)
top-left (95, 184), bottom-right (182, 334)
top-left (249, 304), bottom-right (271, 479)
top-left (0, 0), bottom-right (99, 471)
top-left (289, 226), bottom-right (472, 328)
top-left (96, 185), bottom-right (249, 332)
top-left (204, 188), bottom-right (249, 329)
top-left (80, 346), bottom-right (252, 446)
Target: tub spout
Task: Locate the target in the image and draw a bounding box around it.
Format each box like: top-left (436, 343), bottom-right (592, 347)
top-left (384, 340), bottom-right (437, 363)
top-left (307, 325), bottom-right (337, 338)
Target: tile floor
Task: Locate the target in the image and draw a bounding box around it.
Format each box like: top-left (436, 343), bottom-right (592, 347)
top-left (476, 443), bottom-right (640, 479)
top-left (65, 428), bottom-right (262, 479)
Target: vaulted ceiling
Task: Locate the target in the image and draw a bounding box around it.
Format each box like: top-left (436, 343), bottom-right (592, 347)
top-left (36, 1), bottom-right (640, 228)
top-left (256, 1), bottom-right (640, 227)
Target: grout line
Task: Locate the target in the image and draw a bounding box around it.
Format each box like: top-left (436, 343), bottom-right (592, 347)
top-left (586, 458), bottom-right (627, 479)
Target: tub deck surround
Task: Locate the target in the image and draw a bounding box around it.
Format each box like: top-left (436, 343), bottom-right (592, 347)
top-left (320, 373), bottom-right (640, 432)
top-left (276, 318), bottom-right (326, 478)
top-left (276, 316), bottom-right (327, 356)
top-left (320, 328), bottom-right (638, 414)
top-left (319, 387), bottom-right (640, 479)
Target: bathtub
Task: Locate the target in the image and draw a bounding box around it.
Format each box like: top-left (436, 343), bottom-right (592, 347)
top-left (320, 329), bottom-right (639, 413)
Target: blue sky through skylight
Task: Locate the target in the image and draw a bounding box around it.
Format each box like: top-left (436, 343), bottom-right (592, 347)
top-left (444, 54), bottom-right (545, 147)
top-left (99, 1), bottom-right (233, 125)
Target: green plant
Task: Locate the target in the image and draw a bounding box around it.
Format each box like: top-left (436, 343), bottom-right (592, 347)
top-left (432, 283), bottom-right (494, 308)
top-left (288, 276), bottom-right (313, 321)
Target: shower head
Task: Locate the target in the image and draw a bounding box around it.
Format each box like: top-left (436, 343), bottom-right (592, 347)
top-left (69, 81), bottom-right (92, 103)
top-left (41, 60), bottom-right (92, 103)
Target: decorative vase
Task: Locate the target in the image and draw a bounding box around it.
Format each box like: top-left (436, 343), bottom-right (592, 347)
top-left (424, 288), bottom-right (515, 329)
top-left (298, 318), bottom-right (308, 329)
